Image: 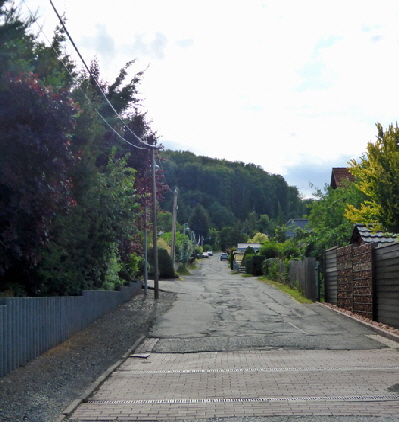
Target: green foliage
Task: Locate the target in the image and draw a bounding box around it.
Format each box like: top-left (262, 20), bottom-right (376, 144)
top-left (244, 246), bottom-right (256, 255)
top-left (37, 150), bottom-right (139, 295)
top-left (244, 255), bottom-right (265, 276)
top-left (280, 241), bottom-right (301, 260)
top-left (256, 214), bottom-right (277, 237)
top-left (103, 244), bottom-right (123, 290)
top-left (119, 253), bottom-right (140, 284)
top-left (301, 183), bottom-right (365, 262)
top-left (189, 203), bottom-right (210, 238)
top-left (0, 1), bottom-right (168, 296)
top-left (260, 277), bottom-right (313, 304)
top-left (148, 247), bottom-right (176, 279)
top-left (259, 241), bottom-right (280, 258)
top-left (160, 231), bottom-right (193, 263)
top-left (220, 225), bottom-right (247, 251)
top-left (262, 258), bottom-right (289, 284)
top-left (160, 150), bottom-right (307, 236)
top-left (247, 232), bottom-right (268, 243)
top-left (345, 123), bottom-right (399, 233)
top-left (157, 211), bottom-right (173, 233)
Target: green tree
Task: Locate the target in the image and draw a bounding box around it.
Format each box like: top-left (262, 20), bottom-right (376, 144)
top-left (189, 204), bottom-right (210, 239)
top-left (303, 182), bottom-right (365, 261)
top-left (38, 150), bottom-right (139, 295)
top-left (160, 231), bottom-right (193, 264)
top-left (345, 123), bottom-right (399, 232)
top-left (248, 232), bottom-right (268, 243)
top-left (220, 225), bottom-right (246, 251)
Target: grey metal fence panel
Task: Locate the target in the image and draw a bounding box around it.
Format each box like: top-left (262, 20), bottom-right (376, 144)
top-left (375, 243), bottom-right (399, 329)
top-left (0, 306), bottom-right (6, 377)
top-left (0, 281), bottom-right (141, 378)
top-left (324, 247), bottom-right (338, 305)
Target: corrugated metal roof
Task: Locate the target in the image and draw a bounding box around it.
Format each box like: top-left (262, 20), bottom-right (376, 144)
top-left (350, 224), bottom-right (397, 246)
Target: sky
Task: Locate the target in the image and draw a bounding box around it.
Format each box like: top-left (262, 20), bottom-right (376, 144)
top-left (21, 0), bottom-right (399, 198)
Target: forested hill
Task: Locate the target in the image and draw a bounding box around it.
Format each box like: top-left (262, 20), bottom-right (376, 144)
top-left (160, 150), bottom-right (309, 230)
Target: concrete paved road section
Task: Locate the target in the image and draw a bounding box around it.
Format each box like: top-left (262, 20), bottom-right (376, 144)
top-left (70, 255), bottom-right (399, 421)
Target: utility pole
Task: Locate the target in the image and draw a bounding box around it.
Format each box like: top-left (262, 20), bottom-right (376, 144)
top-left (143, 200), bottom-right (148, 297)
top-left (151, 147), bottom-right (159, 299)
top-left (170, 187), bottom-right (178, 267)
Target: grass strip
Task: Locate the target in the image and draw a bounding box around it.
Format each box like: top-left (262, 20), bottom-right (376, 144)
top-left (258, 276), bottom-right (313, 304)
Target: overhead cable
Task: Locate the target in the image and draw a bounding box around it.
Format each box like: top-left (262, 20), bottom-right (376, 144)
top-left (47, 0), bottom-right (156, 149)
top-left (20, 0), bottom-right (147, 150)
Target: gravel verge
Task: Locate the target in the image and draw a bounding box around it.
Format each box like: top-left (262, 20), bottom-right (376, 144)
top-left (0, 289), bottom-right (176, 422)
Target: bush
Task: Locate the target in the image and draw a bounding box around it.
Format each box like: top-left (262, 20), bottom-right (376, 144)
top-left (262, 258), bottom-right (289, 284)
top-left (280, 242), bottom-right (301, 259)
top-left (148, 247), bottom-right (177, 279)
top-left (260, 241), bottom-right (280, 258)
top-left (245, 255), bottom-right (265, 276)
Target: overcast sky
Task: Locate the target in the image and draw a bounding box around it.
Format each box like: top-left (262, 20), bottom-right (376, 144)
top-left (22, 0), bottom-right (399, 198)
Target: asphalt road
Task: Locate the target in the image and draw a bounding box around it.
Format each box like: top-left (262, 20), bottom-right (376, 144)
top-left (69, 255), bottom-right (399, 421)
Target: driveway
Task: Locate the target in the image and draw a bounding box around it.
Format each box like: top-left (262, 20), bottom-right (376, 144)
top-left (70, 255), bottom-right (399, 421)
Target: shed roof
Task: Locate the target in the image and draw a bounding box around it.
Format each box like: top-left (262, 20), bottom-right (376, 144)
top-left (350, 224), bottom-right (397, 246)
top-left (330, 168), bottom-right (355, 189)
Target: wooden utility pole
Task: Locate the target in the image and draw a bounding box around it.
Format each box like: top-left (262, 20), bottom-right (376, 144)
top-left (170, 187), bottom-right (178, 267)
top-left (151, 147), bottom-right (159, 299)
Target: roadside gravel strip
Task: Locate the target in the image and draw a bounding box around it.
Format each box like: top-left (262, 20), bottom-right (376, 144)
top-left (0, 289), bottom-right (176, 422)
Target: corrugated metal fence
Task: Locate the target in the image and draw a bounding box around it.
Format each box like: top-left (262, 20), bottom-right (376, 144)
top-left (324, 247), bottom-right (338, 305)
top-left (0, 281), bottom-right (141, 377)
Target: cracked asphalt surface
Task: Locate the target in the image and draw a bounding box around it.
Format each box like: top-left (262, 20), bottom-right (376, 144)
top-left (69, 256), bottom-right (399, 421)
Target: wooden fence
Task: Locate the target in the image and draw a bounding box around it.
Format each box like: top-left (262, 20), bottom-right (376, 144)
top-left (289, 258), bottom-right (319, 301)
top-left (324, 242), bottom-right (399, 329)
top-left (0, 281), bottom-right (141, 378)
top-left (265, 257), bottom-right (319, 302)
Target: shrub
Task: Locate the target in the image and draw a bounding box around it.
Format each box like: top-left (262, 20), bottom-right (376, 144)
top-left (280, 242), bottom-right (301, 259)
top-left (262, 258), bottom-right (289, 284)
top-left (148, 247), bottom-right (177, 279)
top-left (260, 241), bottom-right (279, 258)
top-left (245, 255), bottom-right (265, 275)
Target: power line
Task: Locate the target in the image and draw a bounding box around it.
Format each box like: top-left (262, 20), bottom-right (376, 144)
top-left (47, 0), bottom-right (156, 149)
top-left (20, 0), bottom-right (148, 151)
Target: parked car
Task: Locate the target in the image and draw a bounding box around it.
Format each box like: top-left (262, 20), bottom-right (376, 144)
top-left (202, 252), bottom-right (209, 258)
top-left (220, 253), bottom-right (228, 261)
top-left (208, 251), bottom-right (213, 256)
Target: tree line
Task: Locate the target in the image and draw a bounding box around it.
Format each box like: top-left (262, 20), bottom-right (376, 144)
top-left (159, 150), bottom-right (310, 248)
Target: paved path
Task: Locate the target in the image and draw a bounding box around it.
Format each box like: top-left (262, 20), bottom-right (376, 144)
top-left (69, 256), bottom-right (399, 421)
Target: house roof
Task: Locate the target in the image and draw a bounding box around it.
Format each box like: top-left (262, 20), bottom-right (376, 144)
top-left (350, 224), bottom-right (397, 246)
top-left (286, 219), bottom-right (309, 229)
top-left (330, 168), bottom-right (355, 189)
top-left (285, 219), bottom-right (309, 238)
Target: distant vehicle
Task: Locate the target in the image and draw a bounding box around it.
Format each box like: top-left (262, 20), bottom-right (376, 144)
top-left (220, 253), bottom-right (228, 261)
top-left (208, 251), bottom-right (213, 256)
top-left (202, 252), bottom-right (209, 258)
